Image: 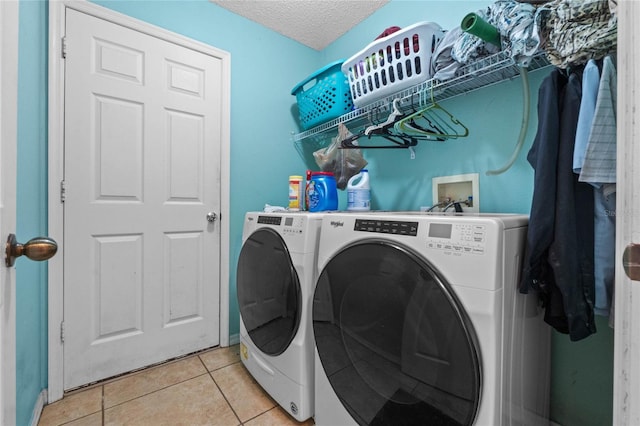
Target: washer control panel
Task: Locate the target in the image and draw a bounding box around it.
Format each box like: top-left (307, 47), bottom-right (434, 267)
top-left (426, 222), bottom-right (486, 255)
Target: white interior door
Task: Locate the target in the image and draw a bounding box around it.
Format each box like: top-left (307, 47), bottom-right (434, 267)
top-left (63, 8), bottom-right (223, 389)
top-left (0, 1), bottom-right (18, 424)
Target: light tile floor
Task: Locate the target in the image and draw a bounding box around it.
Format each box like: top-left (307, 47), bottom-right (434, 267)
top-left (38, 345), bottom-right (314, 426)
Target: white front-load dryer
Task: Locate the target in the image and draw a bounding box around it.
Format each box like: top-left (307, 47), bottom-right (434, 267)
top-left (237, 211), bottom-right (323, 422)
top-left (312, 212), bottom-right (551, 426)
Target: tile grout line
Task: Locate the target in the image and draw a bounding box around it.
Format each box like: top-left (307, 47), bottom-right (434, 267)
top-left (242, 406), bottom-right (282, 425)
top-left (98, 350), bottom-right (222, 410)
top-left (50, 348), bottom-right (248, 426)
top-left (65, 345), bottom-right (223, 394)
top-left (197, 354), bottom-right (244, 426)
top-left (54, 388), bottom-right (104, 426)
top-left (102, 371), bottom-right (212, 410)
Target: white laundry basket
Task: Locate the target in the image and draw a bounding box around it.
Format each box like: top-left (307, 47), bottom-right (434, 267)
top-left (342, 22), bottom-right (445, 108)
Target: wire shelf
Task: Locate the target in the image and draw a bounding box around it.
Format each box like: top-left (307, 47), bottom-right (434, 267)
top-left (291, 50), bottom-right (551, 143)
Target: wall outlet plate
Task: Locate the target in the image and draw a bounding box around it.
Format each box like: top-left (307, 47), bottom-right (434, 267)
top-left (431, 173), bottom-right (479, 213)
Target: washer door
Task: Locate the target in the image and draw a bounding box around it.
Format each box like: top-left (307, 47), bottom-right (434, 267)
top-left (237, 228), bottom-right (301, 356)
top-left (313, 241), bottom-right (481, 426)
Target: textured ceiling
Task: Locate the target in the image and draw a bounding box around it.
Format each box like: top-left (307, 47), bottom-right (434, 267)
top-left (210, 0), bottom-right (389, 50)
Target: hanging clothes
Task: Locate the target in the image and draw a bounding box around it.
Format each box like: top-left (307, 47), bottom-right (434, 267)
top-left (579, 55), bottom-right (617, 321)
top-left (521, 66), bottom-right (596, 341)
top-left (580, 55), bottom-right (617, 185)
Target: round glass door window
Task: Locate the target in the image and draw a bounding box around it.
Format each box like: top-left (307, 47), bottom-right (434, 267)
top-left (313, 241), bottom-right (481, 426)
top-left (237, 228), bottom-right (301, 356)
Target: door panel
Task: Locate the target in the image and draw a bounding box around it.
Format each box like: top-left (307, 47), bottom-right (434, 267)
top-left (164, 231), bottom-right (204, 325)
top-left (93, 234), bottom-right (143, 341)
top-left (96, 96), bottom-right (144, 199)
top-left (63, 8), bottom-right (222, 389)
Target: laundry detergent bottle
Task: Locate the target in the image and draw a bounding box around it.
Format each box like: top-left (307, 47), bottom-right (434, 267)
top-left (347, 169), bottom-right (370, 211)
top-left (307, 171), bottom-right (338, 212)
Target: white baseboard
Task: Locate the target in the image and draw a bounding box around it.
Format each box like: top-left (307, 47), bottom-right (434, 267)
top-left (29, 389), bottom-right (48, 426)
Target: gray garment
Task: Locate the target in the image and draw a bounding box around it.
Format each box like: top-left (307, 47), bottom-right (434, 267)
top-left (431, 27), bottom-right (464, 81)
top-left (491, 0), bottom-right (540, 66)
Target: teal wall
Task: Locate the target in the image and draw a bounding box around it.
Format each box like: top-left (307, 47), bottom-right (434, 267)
top-left (16, 1), bottom-right (49, 426)
top-left (13, 1), bottom-right (613, 425)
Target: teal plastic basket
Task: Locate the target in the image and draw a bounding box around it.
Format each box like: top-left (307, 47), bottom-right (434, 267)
top-left (291, 60), bottom-right (354, 130)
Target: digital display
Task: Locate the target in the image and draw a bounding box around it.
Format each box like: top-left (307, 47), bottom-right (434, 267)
top-left (428, 223), bottom-right (452, 239)
top-left (284, 217), bottom-right (294, 226)
top-left (354, 219), bottom-right (418, 236)
top-left (257, 216), bottom-right (282, 225)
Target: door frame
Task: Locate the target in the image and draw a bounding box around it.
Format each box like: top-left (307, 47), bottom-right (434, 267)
top-left (613, 2), bottom-right (640, 424)
top-left (0, 1), bottom-right (19, 423)
top-left (48, 0), bottom-right (231, 402)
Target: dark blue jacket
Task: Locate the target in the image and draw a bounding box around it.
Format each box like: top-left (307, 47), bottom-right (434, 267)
top-left (521, 67), bottom-right (596, 341)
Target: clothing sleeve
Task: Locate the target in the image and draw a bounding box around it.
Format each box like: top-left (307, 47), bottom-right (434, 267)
top-left (521, 69), bottom-right (565, 295)
top-left (548, 71), bottom-right (596, 341)
top-left (572, 59), bottom-right (600, 174)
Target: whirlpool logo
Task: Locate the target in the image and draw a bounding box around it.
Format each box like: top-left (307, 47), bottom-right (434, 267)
top-left (330, 220), bottom-right (344, 228)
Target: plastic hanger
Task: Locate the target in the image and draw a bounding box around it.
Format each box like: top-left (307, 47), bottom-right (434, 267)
top-left (363, 98), bottom-right (405, 137)
top-left (340, 100), bottom-right (419, 149)
top-left (393, 87), bottom-right (469, 140)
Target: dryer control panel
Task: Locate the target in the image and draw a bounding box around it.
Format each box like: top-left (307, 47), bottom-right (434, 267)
top-left (426, 222), bottom-right (486, 255)
top-left (257, 215), bottom-right (282, 225)
top-left (257, 215), bottom-right (305, 235)
top-left (354, 219), bottom-right (419, 236)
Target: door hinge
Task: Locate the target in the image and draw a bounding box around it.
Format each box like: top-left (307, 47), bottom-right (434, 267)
top-left (60, 180), bottom-right (66, 203)
top-left (60, 321), bottom-right (65, 343)
top-left (61, 36), bottom-right (67, 59)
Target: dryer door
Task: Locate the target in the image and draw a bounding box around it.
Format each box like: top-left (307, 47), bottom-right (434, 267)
top-left (313, 241), bottom-right (481, 426)
top-left (237, 228), bottom-right (301, 356)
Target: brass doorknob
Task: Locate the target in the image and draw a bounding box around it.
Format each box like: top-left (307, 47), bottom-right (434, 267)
top-left (623, 243), bottom-right (640, 282)
top-left (5, 234), bottom-right (58, 267)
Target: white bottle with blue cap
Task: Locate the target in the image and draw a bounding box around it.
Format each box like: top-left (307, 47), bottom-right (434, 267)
top-left (347, 169), bottom-right (370, 211)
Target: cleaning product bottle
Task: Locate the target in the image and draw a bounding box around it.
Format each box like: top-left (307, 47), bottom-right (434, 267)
top-left (307, 171), bottom-right (338, 212)
top-left (347, 169), bottom-right (370, 211)
top-left (305, 169), bottom-right (312, 211)
top-left (288, 175), bottom-right (303, 211)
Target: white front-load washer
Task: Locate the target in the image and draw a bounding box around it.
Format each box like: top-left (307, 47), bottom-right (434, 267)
top-left (312, 212), bottom-right (550, 426)
top-left (237, 211), bottom-right (323, 422)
